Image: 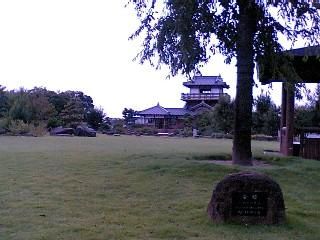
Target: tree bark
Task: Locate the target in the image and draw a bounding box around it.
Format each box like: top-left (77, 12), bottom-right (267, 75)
top-left (232, 1), bottom-right (256, 166)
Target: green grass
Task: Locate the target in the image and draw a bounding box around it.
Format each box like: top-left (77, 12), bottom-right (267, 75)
top-left (0, 135), bottom-right (319, 240)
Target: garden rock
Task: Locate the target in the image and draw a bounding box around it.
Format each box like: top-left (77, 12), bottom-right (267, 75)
top-left (207, 171), bottom-right (285, 224)
top-left (50, 126), bottom-right (74, 136)
top-left (75, 125), bottom-right (96, 137)
top-left (0, 128), bottom-right (7, 135)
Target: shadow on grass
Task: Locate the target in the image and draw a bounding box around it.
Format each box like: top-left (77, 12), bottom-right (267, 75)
top-left (189, 153), bottom-right (305, 168)
top-left (187, 153), bottom-right (232, 161)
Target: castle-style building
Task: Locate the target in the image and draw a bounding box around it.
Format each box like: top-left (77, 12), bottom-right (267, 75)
top-left (136, 75), bottom-right (229, 130)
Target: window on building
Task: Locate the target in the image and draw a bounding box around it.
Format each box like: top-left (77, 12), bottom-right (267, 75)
top-left (200, 87), bottom-right (211, 94)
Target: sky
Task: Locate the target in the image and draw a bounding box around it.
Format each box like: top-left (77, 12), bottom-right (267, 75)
top-left (0, 0), bottom-right (312, 118)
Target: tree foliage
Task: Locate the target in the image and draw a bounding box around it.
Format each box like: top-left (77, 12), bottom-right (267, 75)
top-left (295, 83), bottom-right (320, 129)
top-left (28, 88), bottom-right (57, 122)
top-left (8, 88), bottom-right (33, 123)
top-left (86, 107), bottom-right (107, 130)
top-left (0, 86), bottom-right (106, 133)
top-left (252, 93), bottom-right (280, 136)
top-left (59, 100), bottom-right (85, 128)
top-left (0, 85), bottom-right (9, 118)
top-left (129, 0), bottom-right (319, 76)
top-left (295, 105), bottom-right (314, 129)
top-left (211, 95), bottom-right (234, 134)
top-left (182, 95), bottom-right (234, 136)
top-left (122, 108), bottom-right (138, 126)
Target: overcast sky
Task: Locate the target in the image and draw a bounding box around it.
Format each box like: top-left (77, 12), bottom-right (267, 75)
top-left (0, 0), bottom-right (308, 117)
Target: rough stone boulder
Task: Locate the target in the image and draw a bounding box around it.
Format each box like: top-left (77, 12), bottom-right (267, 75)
top-left (50, 126), bottom-right (74, 136)
top-left (207, 171), bottom-right (285, 224)
top-left (0, 128), bottom-right (7, 135)
top-left (75, 125), bottom-right (96, 137)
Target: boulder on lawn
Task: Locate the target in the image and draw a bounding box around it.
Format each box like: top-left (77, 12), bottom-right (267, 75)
top-left (207, 171), bottom-right (285, 224)
top-left (50, 126), bottom-right (74, 136)
top-left (75, 125), bottom-right (96, 137)
top-left (0, 128), bottom-right (7, 135)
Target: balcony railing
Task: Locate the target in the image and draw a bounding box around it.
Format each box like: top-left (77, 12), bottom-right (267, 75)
top-left (181, 93), bottom-right (226, 101)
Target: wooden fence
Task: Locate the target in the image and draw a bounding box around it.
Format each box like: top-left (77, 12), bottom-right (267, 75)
top-left (298, 128), bottom-right (320, 160)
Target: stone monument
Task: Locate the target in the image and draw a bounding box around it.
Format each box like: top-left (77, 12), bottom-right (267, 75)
top-left (207, 171), bottom-right (285, 224)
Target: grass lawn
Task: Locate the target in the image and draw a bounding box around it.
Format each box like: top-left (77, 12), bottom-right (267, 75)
top-left (0, 135), bottom-right (319, 240)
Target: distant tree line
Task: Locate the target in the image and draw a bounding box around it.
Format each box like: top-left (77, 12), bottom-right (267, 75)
top-left (0, 85), bottom-right (109, 135)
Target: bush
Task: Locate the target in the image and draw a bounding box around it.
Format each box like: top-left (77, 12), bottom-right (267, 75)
top-left (210, 132), bottom-right (233, 139)
top-left (180, 127), bottom-right (192, 137)
top-left (211, 132), bottom-right (224, 139)
top-left (199, 127), bottom-right (215, 137)
top-left (224, 133), bottom-right (234, 139)
top-left (47, 117), bottom-right (63, 129)
top-left (132, 124), bottom-right (144, 129)
top-left (98, 121), bottom-right (111, 132)
top-left (131, 127), bottom-right (158, 135)
top-left (30, 122), bottom-right (48, 137)
top-left (8, 120), bottom-right (30, 135)
top-left (0, 118), bottom-right (10, 131)
top-left (173, 129), bottom-right (180, 136)
top-left (251, 134), bottom-right (277, 141)
top-left (113, 125), bottom-right (125, 134)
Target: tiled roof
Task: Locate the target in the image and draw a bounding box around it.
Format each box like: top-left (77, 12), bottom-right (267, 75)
top-left (138, 104), bottom-right (189, 116)
top-left (165, 108), bottom-right (190, 116)
top-left (183, 76), bottom-right (229, 88)
top-left (189, 101), bottom-right (212, 111)
top-left (138, 104), bottom-right (169, 115)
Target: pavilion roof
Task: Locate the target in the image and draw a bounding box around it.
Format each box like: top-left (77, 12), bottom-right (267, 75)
top-left (190, 101), bottom-right (213, 112)
top-left (183, 76), bottom-right (229, 88)
top-left (285, 45), bottom-right (320, 56)
top-left (258, 45), bottom-right (320, 84)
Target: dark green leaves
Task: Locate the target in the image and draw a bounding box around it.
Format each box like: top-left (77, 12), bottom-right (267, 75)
top-left (128, 0), bottom-right (320, 77)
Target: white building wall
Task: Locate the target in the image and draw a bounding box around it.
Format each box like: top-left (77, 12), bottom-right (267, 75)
top-left (135, 117), bottom-right (147, 125)
top-left (211, 88), bottom-right (222, 94)
top-left (190, 87), bottom-right (199, 94)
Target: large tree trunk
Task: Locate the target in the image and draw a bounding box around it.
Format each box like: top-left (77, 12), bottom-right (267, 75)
top-left (232, 1), bottom-right (256, 166)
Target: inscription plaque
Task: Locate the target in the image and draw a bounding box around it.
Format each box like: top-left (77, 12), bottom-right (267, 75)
top-left (232, 192), bottom-right (268, 216)
top-left (208, 172), bottom-right (285, 224)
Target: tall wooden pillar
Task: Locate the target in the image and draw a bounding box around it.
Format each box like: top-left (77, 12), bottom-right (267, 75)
top-left (280, 83), bottom-right (287, 154)
top-left (281, 82), bottom-right (295, 156)
top-left (287, 83), bottom-right (295, 155)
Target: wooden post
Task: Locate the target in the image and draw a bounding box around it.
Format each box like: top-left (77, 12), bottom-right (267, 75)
top-left (285, 82), bottom-right (295, 156)
top-left (280, 83), bottom-right (287, 154)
